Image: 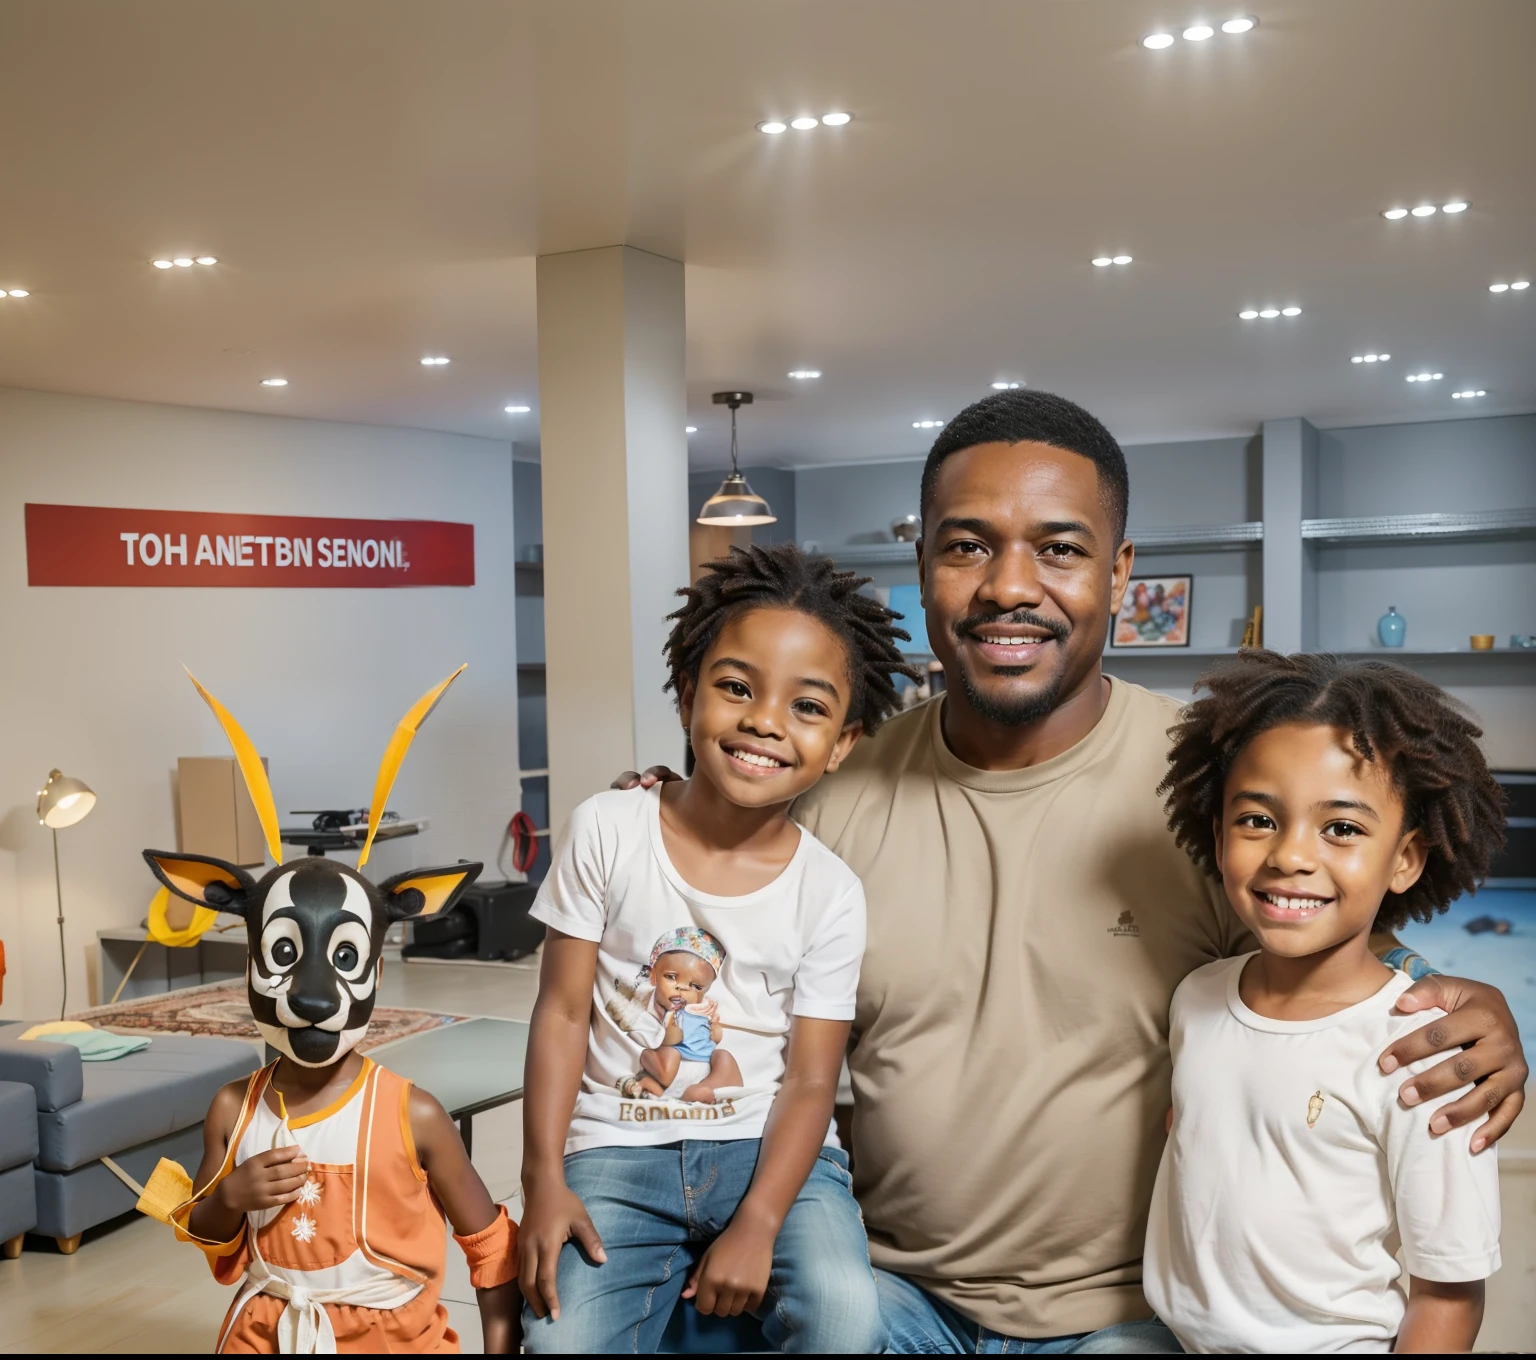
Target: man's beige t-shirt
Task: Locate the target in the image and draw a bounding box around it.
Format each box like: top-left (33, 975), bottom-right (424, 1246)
top-left (793, 677), bottom-right (1247, 1339)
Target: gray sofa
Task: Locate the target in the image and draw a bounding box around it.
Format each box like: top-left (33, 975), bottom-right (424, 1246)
top-left (0, 1023), bottom-right (261, 1253)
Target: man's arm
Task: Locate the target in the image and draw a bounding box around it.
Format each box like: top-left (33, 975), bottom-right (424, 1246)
top-left (682, 1017), bottom-right (850, 1317)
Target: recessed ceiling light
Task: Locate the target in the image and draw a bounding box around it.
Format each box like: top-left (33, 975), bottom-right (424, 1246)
top-left (787, 369), bottom-right (821, 379)
top-left (504, 404), bottom-right (530, 414)
top-left (1405, 372), bottom-right (1443, 382)
top-left (1489, 283), bottom-right (1510, 293)
top-left (790, 116), bottom-right (819, 131)
top-left (913, 419), bottom-right (945, 430)
top-left (1238, 309), bottom-right (1259, 320)
top-left (1382, 208), bottom-right (1409, 220)
top-left (1352, 353), bottom-right (1389, 363)
top-left (1183, 24), bottom-right (1215, 41)
top-left (757, 120), bottom-right (787, 135)
top-left (173, 257), bottom-right (194, 267)
top-left (1092, 257), bottom-right (1113, 267)
top-left (1513, 280), bottom-right (1531, 290)
top-left (1441, 201), bottom-right (1469, 214)
top-left (1221, 17), bottom-right (1257, 34)
top-left (1112, 254), bottom-right (1133, 265)
top-left (1281, 305), bottom-right (1302, 316)
top-left (195, 255), bottom-right (218, 265)
top-left (1143, 32), bottom-right (1176, 48)
top-left (1451, 390), bottom-right (1487, 399)
top-left (6, 289), bottom-right (29, 298)
top-left (152, 259), bottom-right (174, 268)
top-left (1410, 205), bottom-right (1437, 217)
top-left (685, 426), bottom-right (698, 434)
top-left (1258, 308), bottom-right (1280, 318)
top-left (260, 378), bottom-right (288, 387)
top-left (820, 112), bottom-right (852, 127)
top-left (991, 381), bottom-right (1021, 390)
top-left (420, 356), bottom-right (450, 366)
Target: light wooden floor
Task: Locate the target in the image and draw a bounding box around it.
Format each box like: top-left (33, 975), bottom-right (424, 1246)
top-left (1, 952), bottom-right (1532, 1352)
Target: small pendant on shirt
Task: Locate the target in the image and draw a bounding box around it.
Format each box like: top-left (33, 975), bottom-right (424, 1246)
top-left (1307, 1090), bottom-right (1325, 1128)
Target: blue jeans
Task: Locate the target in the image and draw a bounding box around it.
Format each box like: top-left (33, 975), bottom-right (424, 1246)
top-left (878, 1269), bottom-right (1182, 1355)
top-left (521, 1140), bottom-right (886, 1354)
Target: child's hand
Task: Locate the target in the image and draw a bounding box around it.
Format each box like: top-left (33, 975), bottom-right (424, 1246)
top-left (518, 1181), bottom-right (606, 1321)
top-left (214, 1146), bottom-right (310, 1214)
top-left (683, 1221), bottom-right (773, 1317)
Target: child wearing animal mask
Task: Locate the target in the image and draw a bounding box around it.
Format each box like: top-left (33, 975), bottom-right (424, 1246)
top-left (519, 545), bottom-right (917, 1353)
top-left (138, 669), bottom-right (519, 1354)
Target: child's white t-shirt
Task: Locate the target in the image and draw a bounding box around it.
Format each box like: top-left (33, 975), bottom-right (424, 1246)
top-left (1144, 954), bottom-right (1501, 1354)
top-left (529, 784), bottom-right (865, 1154)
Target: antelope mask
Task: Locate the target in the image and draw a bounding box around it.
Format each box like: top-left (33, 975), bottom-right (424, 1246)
top-left (145, 667), bottom-right (481, 1067)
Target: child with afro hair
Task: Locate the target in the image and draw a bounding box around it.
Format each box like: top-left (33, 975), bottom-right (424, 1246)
top-left (1144, 650), bottom-right (1505, 1354)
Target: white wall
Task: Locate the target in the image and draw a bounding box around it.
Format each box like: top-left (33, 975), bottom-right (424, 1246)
top-left (0, 387), bottom-right (519, 1020)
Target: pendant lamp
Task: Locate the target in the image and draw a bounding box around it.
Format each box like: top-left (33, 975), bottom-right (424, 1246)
top-left (697, 391), bottom-right (776, 527)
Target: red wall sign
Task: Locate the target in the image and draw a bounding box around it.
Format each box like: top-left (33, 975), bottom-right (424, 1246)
top-left (25, 504), bottom-right (475, 587)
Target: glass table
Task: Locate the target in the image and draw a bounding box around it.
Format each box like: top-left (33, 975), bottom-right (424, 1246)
top-left (368, 1016), bottom-right (529, 1158)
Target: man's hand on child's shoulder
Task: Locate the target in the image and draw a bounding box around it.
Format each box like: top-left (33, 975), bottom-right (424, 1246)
top-left (611, 766), bottom-right (682, 790)
top-left (1381, 974), bottom-right (1527, 1151)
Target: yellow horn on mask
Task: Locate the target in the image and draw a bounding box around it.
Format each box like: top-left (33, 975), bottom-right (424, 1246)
top-left (358, 665), bottom-right (467, 868)
top-left (183, 667), bottom-right (284, 867)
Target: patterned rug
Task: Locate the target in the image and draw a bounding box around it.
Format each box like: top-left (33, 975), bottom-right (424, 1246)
top-left (71, 980), bottom-right (465, 1051)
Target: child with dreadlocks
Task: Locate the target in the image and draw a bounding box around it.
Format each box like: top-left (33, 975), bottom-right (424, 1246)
top-left (519, 543), bottom-right (916, 1353)
top-left (1144, 651), bottom-right (1504, 1354)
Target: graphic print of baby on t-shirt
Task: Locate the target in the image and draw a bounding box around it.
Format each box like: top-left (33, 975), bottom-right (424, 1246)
top-left (606, 926), bottom-right (745, 1104)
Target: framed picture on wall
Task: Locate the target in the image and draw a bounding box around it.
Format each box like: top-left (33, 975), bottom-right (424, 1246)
top-left (1111, 574), bottom-right (1193, 648)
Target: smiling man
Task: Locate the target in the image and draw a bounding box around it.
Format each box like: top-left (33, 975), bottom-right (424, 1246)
top-left (781, 389), bottom-right (1528, 1353)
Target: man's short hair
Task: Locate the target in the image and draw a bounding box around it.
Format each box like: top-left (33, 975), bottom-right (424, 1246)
top-left (920, 390), bottom-right (1130, 543)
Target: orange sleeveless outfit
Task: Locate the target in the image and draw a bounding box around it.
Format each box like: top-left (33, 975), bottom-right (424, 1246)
top-left (171, 1058), bottom-right (514, 1354)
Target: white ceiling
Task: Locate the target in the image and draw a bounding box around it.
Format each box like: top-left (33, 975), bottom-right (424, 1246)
top-left (1, 0), bottom-right (1532, 470)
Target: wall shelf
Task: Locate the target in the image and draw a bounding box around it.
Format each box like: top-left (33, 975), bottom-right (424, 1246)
top-left (1302, 509), bottom-right (1536, 547)
top-left (1106, 647), bottom-right (1243, 660)
top-left (820, 521), bottom-right (1262, 569)
top-left (1325, 648), bottom-right (1536, 660)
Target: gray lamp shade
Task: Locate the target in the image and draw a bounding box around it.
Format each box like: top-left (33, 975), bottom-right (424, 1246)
top-left (697, 472), bottom-right (776, 527)
top-left (37, 770), bottom-right (96, 829)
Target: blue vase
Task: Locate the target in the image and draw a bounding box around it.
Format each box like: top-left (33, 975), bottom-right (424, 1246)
top-left (1378, 606), bottom-right (1406, 648)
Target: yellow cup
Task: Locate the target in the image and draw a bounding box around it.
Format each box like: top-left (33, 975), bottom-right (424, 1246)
top-left (1470, 634), bottom-right (1495, 651)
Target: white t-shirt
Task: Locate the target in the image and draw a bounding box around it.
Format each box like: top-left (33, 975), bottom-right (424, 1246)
top-left (1144, 954), bottom-right (1501, 1354)
top-left (530, 784), bottom-right (866, 1154)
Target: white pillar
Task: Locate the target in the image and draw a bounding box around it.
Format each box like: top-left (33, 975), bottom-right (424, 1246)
top-left (537, 246), bottom-right (690, 831)
top-left (1261, 417), bottom-right (1320, 654)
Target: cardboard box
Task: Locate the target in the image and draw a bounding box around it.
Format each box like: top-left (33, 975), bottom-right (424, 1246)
top-left (178, 756), bottom-right (269, 867)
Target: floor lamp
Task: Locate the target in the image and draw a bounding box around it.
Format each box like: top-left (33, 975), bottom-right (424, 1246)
top-left (37, 770), bottom-right (97, 1021)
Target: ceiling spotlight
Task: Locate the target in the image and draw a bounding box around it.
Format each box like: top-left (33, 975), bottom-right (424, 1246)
top-left (1489, 283), bottom-right (1510, 293)
top-left (152, 259), bottom-right (174, 268)
top-left (1258, 308), bottom-right (1280, 319)
top-left (1221, 17), bottom-right (1257, 33)
top-left (1451, 390), bottom-right (1487, 399)
top-left (260, 378), bottom-right (288, 387)
top-left (504, 404), bottom-right (530, 414)
top-left (1410, 205), bottom-right (1436, 217)
top-left (1183, 24), bottom-right (1215, 40)
top-left (7, 289), bottom-right (29, 298)
top-left (1382, 208), bottom-right (1409, 220)
top-left (1281, 305), bottom-right (1301, 316)
top-left (991, 381), bottom-right (1021, 390)
top-left (913, 419), bottom-right (945, 430)
top-left (790, 116), bottom-right (819, 131)
top-left (820, 112), bottom-right (852, 126)
top-left (757, 120), bottom-right (787, 135)
top-left (787, 369), bottom-right (821, 379)
top-left (685, 426), bottom-right (698, 434)
top-left (195, 255), bottom-right (218, 265)
top-left (1441, 201), bottom-right (1469, 213)
top-left (1143, 32), bottom-right (1176, 48)
top-left (1239, 309), bottom-right (1259, 320)
top-left (173, 257), bottom-right (194, 267)
top-left (420, 356), bottom-right (450, 366)
top-left (1406, 372), bottom-right (1442, 382)
top-left (1513, 280), bottom-right (1530, 290)
top-left (1351, 356), bottom-right (1362, 363)
top-left (1092, 257), bottom-right (1113, 267)
top-left (1112, 254), bottom-right (1133, 265)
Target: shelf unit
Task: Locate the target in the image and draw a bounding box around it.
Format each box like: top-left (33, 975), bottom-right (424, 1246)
top-left (824, 521), bottom-right (1263, 569)
top-left (1302, 509), bottom-right (1536, 547)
